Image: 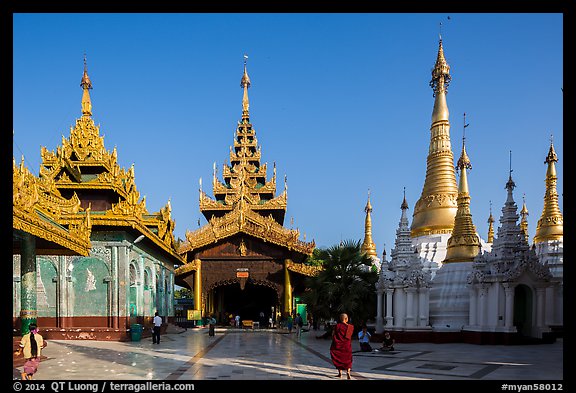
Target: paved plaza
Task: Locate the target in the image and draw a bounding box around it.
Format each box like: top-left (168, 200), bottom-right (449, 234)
top-left (14, 327), bottom-right (563, 381)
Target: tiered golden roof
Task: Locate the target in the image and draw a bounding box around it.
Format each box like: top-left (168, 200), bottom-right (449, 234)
top-left (411, 38), bottom-right (459, 238)
top-left (37, 59), bottom-right (183, 262)
top-left (200, 58), bottom-right (287, 224)
top-left (13, 156), bottom-right (92, 256)
top-left (181, 58), bottom-right (314, 258)
top-left (360, 191), bottom-right (377, 258)
top-left (443, 133), bottom-right (481, 263)
top-left (534, 139), bottom-right (563, 243)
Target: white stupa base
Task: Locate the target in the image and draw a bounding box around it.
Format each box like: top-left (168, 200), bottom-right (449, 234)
top-left (429, 261), bottom-right (473, 331)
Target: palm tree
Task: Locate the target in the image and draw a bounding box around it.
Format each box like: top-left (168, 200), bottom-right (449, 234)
top-left (301, 239), bottom-right (378, 327)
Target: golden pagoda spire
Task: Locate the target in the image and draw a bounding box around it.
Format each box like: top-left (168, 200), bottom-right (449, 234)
top-left (241, 54), bottom-right (251, 120)
top-left (443, 114), bottom-right (480, 263)
top-left (411, 38), bottom-right (458, 238)
top-left (520, 194), bottom-right (530, 243)
top-left (361, 189), bottom-right (377, 258)
top-left (80, 53), bottom-right (93, 117)
top-left (487, 200), bottom-right (495, 243)
top-left (534, 136), bottom-right (563, 243)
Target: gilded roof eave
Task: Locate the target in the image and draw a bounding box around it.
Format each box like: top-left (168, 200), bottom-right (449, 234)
top-left (200, 190), bottom-right (287, 212)
top-left (181, 202), bottom-right (314, 257)
top-left (285, 259), bottom-right (321, 277)
top-left (13, 157), bottom-right (92, 256)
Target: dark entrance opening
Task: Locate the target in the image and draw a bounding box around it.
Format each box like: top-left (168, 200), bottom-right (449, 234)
top-left (214, 281), bottom-right (277, 326)
top-left (513, 284), bottom-right (533, 337)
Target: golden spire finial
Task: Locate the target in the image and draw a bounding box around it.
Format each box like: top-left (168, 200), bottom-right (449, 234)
top-left (534, 135), bottom-right (563, 243)
top-left (444, 123), bottom-right (480, 263)
top-left (361, 189), bottom-right (377, 258)
top-left (520, 194), bottom-right (530, 243)
top-left (241, 54), bottom-right (251, 120)
top-left (411, 36), bottom-right (458, 238)
top-left (365, 188), bottom-right (372, 212)
top-left (80, 53), bottom-right (93, 117)
top-left (487, 200), bottom-right (495, 243)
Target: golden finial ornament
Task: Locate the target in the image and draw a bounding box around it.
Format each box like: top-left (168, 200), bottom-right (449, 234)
top-left (443, 114), bottom-right (481, 263)
top-left (487, 200), bottom-right (495, 243)
top-left (520, 194), bottom-right (530, 243)
top-left (411, 37), bottom-right (458, 238)
top-left (534, 135), bottom-right (563, 243)
top-left (361, 189), bottom-right (378, 258)
top-left (241, 54), bottom-right (251, 119)
top-left (80, 53), bottom-right (93, 117)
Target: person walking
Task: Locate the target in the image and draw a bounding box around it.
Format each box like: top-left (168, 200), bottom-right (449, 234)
top-left (358, 325), bottom-right (373, 352)
top-left (294, 313), bottom-right (304, 338)
top-left (286, 314), bottom-right (294, 334)
top-left (152, 312), bottom-right (162, 344)
top-left (235, 314), bottom-right (240, 328)
top-left (15, 323), bottom-right (47, 380)
top-left (208, 315), bottom-right (217, 337)
top-left (329, 313), bottom-right (353, 379)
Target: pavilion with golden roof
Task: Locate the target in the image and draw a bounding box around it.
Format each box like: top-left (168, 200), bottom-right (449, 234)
top-left (176, 59), bottom-right (318, 324)
top-left (12, 58), bottom-right (184, 340)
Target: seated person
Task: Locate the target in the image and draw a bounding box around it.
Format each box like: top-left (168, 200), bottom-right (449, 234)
top-left (380, 331), bottom-right (395, 351)
top-left (358, 325), bottom-right (372, 352)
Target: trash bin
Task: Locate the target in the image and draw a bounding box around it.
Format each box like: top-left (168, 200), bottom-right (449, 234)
top-left (130, 324), bottom-right (143, 342)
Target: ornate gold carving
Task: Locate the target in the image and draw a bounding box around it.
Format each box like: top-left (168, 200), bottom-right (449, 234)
top-left (285, 259), bottom-right (321, 277)
top-left (182, 198), bottom-right (314, 256)
top-left (13, 157), bottom-right (92, 255)
top-left (174, 259), bottom-right (199, 275)
top-left (238, 238), bottom-right (247, 256)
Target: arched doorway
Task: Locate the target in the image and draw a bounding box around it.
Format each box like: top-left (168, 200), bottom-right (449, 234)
top-left (513, 284), bottom-right (533, 337)
top-left (210, 280), bottom-right (279, 327)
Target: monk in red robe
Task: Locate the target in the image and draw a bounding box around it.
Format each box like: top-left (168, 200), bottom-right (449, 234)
top-left (330, 313), bottom-right (353, 379)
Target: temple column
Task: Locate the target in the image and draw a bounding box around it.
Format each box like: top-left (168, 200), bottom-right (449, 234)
top-left (405, 288), bottom-right (416, 327)
top-left (137, 254), bottom-right (145, 317)
top-left (20, 232), bottom-right (37, 334)
top-left (478, 285), bottom-right (488, 327)
top-left (111, 247), bottom-right (119, 328)
top-left (418, 287), bottom-right (430, 327)
top-left (535, 286), bottom-right (546, 329)
top-left (385, 289), bottom-right (394, 327)
top-left (283, 259), bottom-right (293, 316)
top-left (376, 289), bottom-right (384, 333)
top-left (193, 259), bottom-right (202, 315)
top-left (167, 271), bottom-right (174, 317)
top-left (503, 283), bottom-right (514, 329)
top-left (57, 255), bottom-right (68, 328)
top-left (393, 287), bottom-right (406, 328)
top-left (545, 286), bottom-right (555, 326)
top-left (469, 285), bottom-right (478, 326)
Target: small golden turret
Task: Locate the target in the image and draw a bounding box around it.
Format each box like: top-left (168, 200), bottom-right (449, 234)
top-left (80, 53), bottom-right (93, 117)
top-left (487, 200), bottom-right (495, 243)
top-left (534, 137), bottom-right (563, 243)
top-left (411, 38), bottom-right (458, 238)
top-left (520, 194), bottom-right (530, 243)
top-left (361, 190), bottom-right (377, 258)
top-left (443, 115), bottom-right (481, 263)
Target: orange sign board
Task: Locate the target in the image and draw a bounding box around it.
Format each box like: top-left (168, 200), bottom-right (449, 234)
top-left (236, 271), bottom-right (249, 278)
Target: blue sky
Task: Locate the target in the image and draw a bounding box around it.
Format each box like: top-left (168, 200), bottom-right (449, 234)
top-left (13, 13), bottom-right (563, 252)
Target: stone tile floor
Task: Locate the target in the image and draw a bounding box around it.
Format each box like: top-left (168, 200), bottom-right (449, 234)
top-left (14, 328), bottom-right (563, 381)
